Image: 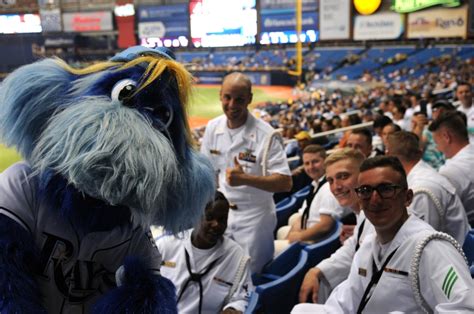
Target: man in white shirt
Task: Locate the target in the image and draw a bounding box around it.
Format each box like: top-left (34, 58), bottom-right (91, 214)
top-left (293, 156), bottom-right (474, 313)
top-left (157, 192), bottom-right (253, 314)
top-left (386, 131), bottom-right (470, 244)
top-left (429, 111), bottom-right (474, 226)
top-left (200, 72), bottom-right (292, 273)
top-left (298, 148), bottom-right (371, 304)
top-left (453, 82), bottom-right (474, 142)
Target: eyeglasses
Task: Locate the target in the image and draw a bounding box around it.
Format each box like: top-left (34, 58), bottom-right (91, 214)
top-left (354, 184), bottom-right (406, 200)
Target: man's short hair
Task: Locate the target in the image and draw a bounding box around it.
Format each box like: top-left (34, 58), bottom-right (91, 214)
top-left (303, 144), bottom-right (326, 159)
top-left (325, 148), bottom-right (365, 169)
top-left (359, 156), bottom-right (407, 187)
top-left (432, 99), bottom-right (455, 111)
top-left (207, 191), bottom-right (229, 210)
top-left (350, 128), bottom-right (373, 145)
top-left (387, 131), bottom-right (422, 162)
top-left (428, 111), bottom-right (468, 141)
top-left (456, 81), bottom-right (471, 91)
top-left (373, 115), bottom-right (393, 129)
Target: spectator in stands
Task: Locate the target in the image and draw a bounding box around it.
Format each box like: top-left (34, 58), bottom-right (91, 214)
top-left (386, 131), bottom-right (469, 244)
top-left (200, 72), bottom-right (292, 273)
top-left (298, 148), bottom-right (369, 304)
top-left (345, 128), bottom-right (374, 158)
top-left (454, 81), bottom-right (474, 142)
top-left (157, 192), bottom-right (252, 314)
top-left (429, 111), bottom-right (474, 226)
top-left (381, 122), bottom-right (401, 152)
top-left (391, 102), bottom-right (409, 130)
top-left (294, 156), bottom-right (474, 313)
top-left (274, 145), bottom-right (329, 253)
top-left (372, 115), bottom-right (393, 155)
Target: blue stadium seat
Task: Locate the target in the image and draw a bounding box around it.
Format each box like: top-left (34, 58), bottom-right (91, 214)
top-left (293, 184), bottom-right (311, 208)
top-left (275, 196), bottom-right (299, 233)
top-left (254, 250), bottom-right (308, 314)
top-left (462, 229), bottom-right (474, 278)
top-left (303, 221), bottom-right (342, 271)
top-left (244, 291), bottom-right (261, 314)
top-left (253, 241), bottom-right (305, 285)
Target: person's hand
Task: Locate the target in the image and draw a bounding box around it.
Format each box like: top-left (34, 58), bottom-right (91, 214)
top-left (220, 307), bottom-right (242, 314)
top-left (339, 224), bottom-right (355, 244)
top-left (299, 267), bottom-right (322, 303)
top-left (226, 157), bottom-right (246, 186)
top-left (287, 230), bottom-right (303, 243)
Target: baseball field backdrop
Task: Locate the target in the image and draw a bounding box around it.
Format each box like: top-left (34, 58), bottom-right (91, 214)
top-left (0, 85), bottom-right (292, 172)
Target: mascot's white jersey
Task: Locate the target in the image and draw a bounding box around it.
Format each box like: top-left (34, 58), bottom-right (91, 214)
top-left (0, 162), bottom-right (161, 313)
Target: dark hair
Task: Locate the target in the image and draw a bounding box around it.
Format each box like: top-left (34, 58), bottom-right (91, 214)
top-left (456, 81), bottom-right (471, 91)
top-left (359, 156), bottom-right (407, 187)
top-left (387, 131), bottom-right (422, 162)
top-left (373, 115), bottom-right (393, 129)
top-left (207, 191), bottom-right (229, 210)
top-left (350, 128), bottom-right (373, 146)
top-left (303, 144), bottom-right (326, 159)
top-left (428, 111), bottom-right (468, 141)
top-left (432, 99), bottom-right (455, 111)
top-left (384, 123), bottom-right (402, 133)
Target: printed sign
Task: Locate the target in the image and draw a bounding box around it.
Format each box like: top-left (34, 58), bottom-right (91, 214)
top-left (392, 0), bottom-right (461, 13)
top-left (354, 12), bottom-right (404, 40)
top-left (407, 5), bottom-right (467, 38)
top-left (62, 11), bottom-right (112, 32)
top-left (320, 0), bottom-right (350, 40)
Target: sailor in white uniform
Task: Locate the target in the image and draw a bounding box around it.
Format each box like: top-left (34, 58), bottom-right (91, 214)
top-left (200, 72), bottom-right (292, 273)
top-left (156, 192), bottom-right (253, 314)
top-left (429, 111), bottom-right (474, 225)
top-left (386, 131), bottom-right (470, 244)
top-left (293, 156), bottom-right (474, 314)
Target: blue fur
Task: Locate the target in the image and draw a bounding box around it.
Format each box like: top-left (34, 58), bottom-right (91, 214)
top-left (92, 256), bottom-right (177, 314)
top-left (0, 215), bottom-right (46, 313)
top-left (0, 59), bottom-right (73, 160)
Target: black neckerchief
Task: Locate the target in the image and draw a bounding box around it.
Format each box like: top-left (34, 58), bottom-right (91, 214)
top-left (355, 218), bottom-right (366, 252)
top-left (177, 248), bottom-right (221, 314)
top-left (301, 176), bottom-right (327, 229)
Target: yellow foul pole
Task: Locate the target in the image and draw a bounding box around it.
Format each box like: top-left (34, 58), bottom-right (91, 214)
top-left (288, 0), bottom-right (302, 78)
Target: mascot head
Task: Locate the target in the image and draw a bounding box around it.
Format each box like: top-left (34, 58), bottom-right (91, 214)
top-left (0, 46), bottom-right (215, 233)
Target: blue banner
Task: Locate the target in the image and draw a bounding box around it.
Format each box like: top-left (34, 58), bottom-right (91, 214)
top-left (260, 0), bottom-right (317, 11)
top-left (137, 4), bottom-right (189, 38)
top-left (260, 11), bottom-right (318, 33)
top-left (138, 4), bottom-right (188, 22)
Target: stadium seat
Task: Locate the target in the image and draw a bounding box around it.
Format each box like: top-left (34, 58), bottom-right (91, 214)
top-left (303, 221), bottom-right (342, 271)
top-left (254, 250), bottom-right (308, 314)
top-left (275, 196), bottom-right (298, 234)
top-left (244, 291), bottom-right (261, 314)
top-left (293, 184), bottom-right (311, 208)
top-left (462, 229), bottom-right (474, 278)
top-left (253, 241), bottom-right (305, 285)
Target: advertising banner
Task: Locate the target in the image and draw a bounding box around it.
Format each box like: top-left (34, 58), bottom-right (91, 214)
top-left (319, 0), bottom-right (350, 40)
top-left (62, 11), bottom-right (113, 32)
top-left (354, 12), bottom-right (404, 40)
top-left (392, 0), bottom-right (461, 13)
top-left (260, 0), bottom-right (317, 11)
top-left (260, 11), bottom-right (318, 33)
top-left (407, 5), bottom-right (467, 38)
top-left (137, 4), bottom-right (189, 40)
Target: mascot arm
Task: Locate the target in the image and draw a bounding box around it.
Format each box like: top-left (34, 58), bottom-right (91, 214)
top-left (92, 256), bottom-right (177, 314)
top-left (0, 214), bottom-right (46, 313)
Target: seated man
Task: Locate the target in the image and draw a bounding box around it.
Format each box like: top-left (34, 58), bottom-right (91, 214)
top-left (429, 111), bottom-right (474, 225)
top-left (156, 192), bottom-right (253, 314)
top-left (386, 131), bottom-right (470, 244)
top-left (293, 156), bottom-right (474, 313)
top-left (298, 148), bottom-right (374, 304)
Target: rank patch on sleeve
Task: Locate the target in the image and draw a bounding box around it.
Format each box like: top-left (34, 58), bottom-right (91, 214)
top-left (442, 266), bottom-right (458, 299)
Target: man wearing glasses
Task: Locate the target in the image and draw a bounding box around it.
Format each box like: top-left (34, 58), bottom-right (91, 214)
top-left (293, 156), bottom-right (473, 313)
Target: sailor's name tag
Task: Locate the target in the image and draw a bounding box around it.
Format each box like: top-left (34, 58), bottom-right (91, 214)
top-left (161, 261), bottom-right (176, 268)
top-left (358, 268), bottom-right (367, 277)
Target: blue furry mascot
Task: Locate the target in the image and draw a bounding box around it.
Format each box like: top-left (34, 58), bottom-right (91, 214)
top-left (0, 46), bottom-right (215, 313)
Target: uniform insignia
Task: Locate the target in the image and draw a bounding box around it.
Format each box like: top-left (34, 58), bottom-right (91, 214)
top-left (210, 149), bottom-right (221, 155)
top-left (161, 261), bottom-right (176, 268)
top-left (384, 267), bottom-right (408, 276)
top-left (358, 268), bottom-right (367, 277)
top-left (238, 149), bottom-right (256, 163)
top-left (442, 266), bottom-right (458, 299)
top-left (213, 276), bottom-right (232, 286)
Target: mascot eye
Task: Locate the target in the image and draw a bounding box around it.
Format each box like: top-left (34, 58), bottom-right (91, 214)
top-left (111, 79), bottom-right (137, 103)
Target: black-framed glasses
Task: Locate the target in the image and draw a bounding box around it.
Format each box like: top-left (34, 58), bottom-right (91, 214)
top-left (354, 184), bottom-right (406, 200)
